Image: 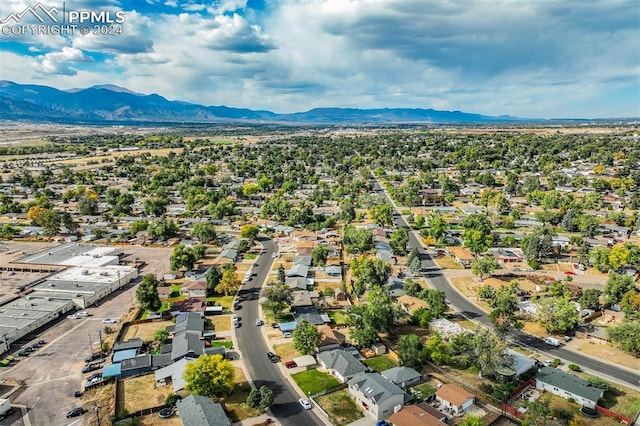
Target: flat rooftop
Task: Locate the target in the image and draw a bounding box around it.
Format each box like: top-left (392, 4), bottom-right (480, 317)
top-left (48, 265), bottom-right (135, 285)
top-left (17, 243), bottom-right (120, 266)
top-left (31, 280), bottom-right (106, 295)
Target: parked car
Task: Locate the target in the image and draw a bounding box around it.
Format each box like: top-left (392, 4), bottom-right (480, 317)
top-left (74, 390), bottom-right (82, 398)
top-left (67, 314), bottom-right (79, 320)
top-left (267, 352), bottom-right (279, 363)
top-left (299, 398), bottom-right (312, 410)
top-left (284, 361), bottom-right (297, 368)
top-left (66, 407), bottom-right (84, 418)
top-left (282, 332), bottom-right (292, 338)
top-left (17, 349), bottom-right (29, 357)
top-left (102, 318), bottom-right (117, 324)
top-left (271, 323), bottom-right (279, 329)
top-left (255, 319), bottom-right (264, 326)
top-left (82, 364), bottom-right (101, 374)
top-left (77, 311), bottom-right (90, 317)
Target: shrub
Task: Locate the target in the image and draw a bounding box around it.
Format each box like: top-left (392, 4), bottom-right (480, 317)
top-left (568, 364), bottom-right (581, 371)
top-left (552, 358), bottom-right (561, 367)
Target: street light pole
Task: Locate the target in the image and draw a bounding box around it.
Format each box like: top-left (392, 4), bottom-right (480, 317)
top-left (94, 402), bottom-right (101, 426)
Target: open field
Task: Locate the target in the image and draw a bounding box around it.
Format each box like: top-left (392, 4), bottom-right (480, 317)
top-left (433, 256), bottom-right (465, 269)
top-left (124, 374), bottom-right (173, 413)
top-left (123, 320), bottom-right (174, 342)
top-left (315, 389), bottom-right (363, 426)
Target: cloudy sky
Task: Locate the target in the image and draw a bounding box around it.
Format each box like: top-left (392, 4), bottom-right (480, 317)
top-left (0, 0), bottom-right (638, 118)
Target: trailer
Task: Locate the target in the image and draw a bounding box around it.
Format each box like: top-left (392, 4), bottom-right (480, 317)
top-left (0, 398), bottom-right (14, 419)
top-left (543, 337), bottom-right (560, 347)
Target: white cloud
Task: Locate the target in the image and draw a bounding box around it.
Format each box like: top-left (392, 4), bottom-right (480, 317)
top-left (34, 46), bottom-right (93, 75)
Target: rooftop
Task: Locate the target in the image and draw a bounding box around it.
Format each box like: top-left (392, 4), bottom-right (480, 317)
top-left (435, 383), bottom-right (475, 407)
top-left (176, 394), bottom-right (231, 426)
top-left (536, 367), bottom-right (605, 403)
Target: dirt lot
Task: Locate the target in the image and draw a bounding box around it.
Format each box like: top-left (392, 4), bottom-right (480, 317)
top-left (574, 340), bottom-right (640, 371)
top-left (123, 320), bottom-right (174, 342)
top-left (272, 342), bottom-right (301, 360)
top-left (124, 374), bottom-right (173, 413)
top-left (434, 256), bottom-right (465, 269)
top-left (210, 315), bottom-right (231, 332)
top-left (138, 413), bottom-right (182, 426)
top-left (120, 245), bottom-right (173, 277)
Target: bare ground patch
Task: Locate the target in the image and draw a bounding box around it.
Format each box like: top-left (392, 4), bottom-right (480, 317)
top-left (123, 320), bottom-right (174, 342)
top-left (123, 374), bottom-right (174, 413)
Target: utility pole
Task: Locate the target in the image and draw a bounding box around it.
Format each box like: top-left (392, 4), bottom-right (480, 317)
top-left (88, 333), bottom-right (92, 354)
top-left (93, 402), bottom-right (101, 426)
top-left (98, 330), bottom-right (103, 354)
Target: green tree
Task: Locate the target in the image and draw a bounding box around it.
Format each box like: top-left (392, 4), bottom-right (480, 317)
top-left (292, 320), bottom-right (324, 355)
top-left (136, 274), bottom-right (162, 311)
top-left (183, 354), bottom-right (235, 397)
top-left (425, 332), bottom-right (450, 366)
top-left (521, 226), bottom-right (555, 262)
top-left (153, 329), bottom-right (169, 344)
top-left (477, 285), bottom-right (497, 302)
top-left (350, 255), bottom-right (391, 295)
top-left (38, 209), bottom-right (62, 236)
top-left (77, 195), bottom-right (99, 215)
top-left (148, 218), bottom-right (178, 241)
top-left (143, 197), bottom-right (168, 216)
top-left (389, 228), bottom-right (409, 255)
top-left (311, 244), bottom-right (330, 267)
top-left (192, 222), bottom-right (217, 243)
top-left (578, 214), bottom-right (600, 238)
top-left (277, 264), bottom-right (286, 284)
top-left (422, 289), bottom-right (448, 319)
top-left (205, 266), bottom-right (222, 296)
top-left (215, 269), bottom-right (241, 296)
top-left (240, 224), bottom-right (259, 242)
top-left (604, 273), bottom-right (635, 305)
top-left (537, 297), bottom-right (580, 334)
top-left (170, 244), bottom-right (197, 271)
top-left (397, 334), bottom-right (426, 370)
top-left (607, 320), bottom-right (640, 356)
top-left (463, 229), bottom-right (493, 256)
top-left (471, 256), bottom-right (499, 281)
top-left (608, 245), bottom-right (630, 271)
top-left (408, 255), bottom-right (422, 274)
top-left (263, 284), bottom-right (293, 320)
top-left (343, 225), bottom-right (374, 253)
top-left (460, 414), bottom-right (483, 426)
top-left (369, 202), bottom-right (393, 226)
top-left (471, 328), bottom-right (511, 378)
top-left (247, 385), bottom-right (275, 409)
top-left (579, 288), bottom-right (601, 310)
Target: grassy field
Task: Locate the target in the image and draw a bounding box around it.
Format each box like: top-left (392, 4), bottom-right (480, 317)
top-left (272, 342), bottom-right (301, 361)
top-left (221, 367), bottom-right (263, 422)
top-left (123, 374), bottom-right (173, 413)
top-left (410, 381), bottom-right (437, 400)
top-left (123, 320), bottom-right (174, 342)
top-left (326, 309), bottom-right (349, 325)
top-left (315, 389), bottom-right (363, 426)
top-left (210, 315), bottom-right (231, 332)
top-left (291, 369), bottom-right (340, 396)
top-left (206, 295), bottom-right (235, 309)
top-left (364, 355), bottom-right (398, 372)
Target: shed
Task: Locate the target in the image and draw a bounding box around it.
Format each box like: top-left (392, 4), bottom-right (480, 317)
top-left (279, 321), bottom-right (298, 333)
top-left (102, 363), bottom-right (121, 378)
top-left (112, 349), bottom-right (138, 363)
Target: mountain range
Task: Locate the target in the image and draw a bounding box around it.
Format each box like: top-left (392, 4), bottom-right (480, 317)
top-left (0, 80), bottom-right (524, 124)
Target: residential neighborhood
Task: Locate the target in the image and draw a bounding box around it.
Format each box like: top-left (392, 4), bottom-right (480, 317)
top-left (0, 126), bottom-right (638, 426)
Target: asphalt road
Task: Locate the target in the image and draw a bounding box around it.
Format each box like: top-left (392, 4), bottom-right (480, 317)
top-left (235, 237), bottom-right (324, 426)
top-left (372, 181), bottom-right (640, 390)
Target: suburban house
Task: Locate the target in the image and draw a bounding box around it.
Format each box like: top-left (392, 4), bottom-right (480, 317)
top-left (325, 265), bottom-right (342, 277)
top-left (316, 324), bottom-right (342, 352)
top-left (447, 247), bottom-right (475, 268)
top-left (434, 383), bottom-right (475, 415)
top-left (176, 394), bottom-right (231, 426)
top-left (154, 357), bottom-right (192, 391)
top-left (348, 372), bottom-right (407, 420)
top-left (397, 295), bottom-right (429, 316)
top-left (381, 366), bottom-right (422, 388)
top-left (387, 402), bottom-right (447, 425)
top-left (318, 348), bottom-right (367, 383)
top-left (157, 286), bottom-right (173, 300)
top-left (535, 367), bottom-right (605, 408)
top-left (181, 280), bottom-right (207, 298)
top-left (505, 349), bottom-right (537, 377)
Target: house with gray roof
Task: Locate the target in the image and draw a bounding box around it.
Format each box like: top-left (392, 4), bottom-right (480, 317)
top-left (155, 357), bottom-right (192, 391)
top-left (535, 367), bottom-right (605, 408)
top-left (293, 256), bottom-right (312, 266)
top-left (286, 264), bottom-right (309, 278)
top-left (318, 348), bottom-right (367, 383)
top-left (381, 366), bottom-right (422, 388)
top-left (176, 394), bottom-right (231, 426)
top-left (348, 372), bottom-right (407, 420)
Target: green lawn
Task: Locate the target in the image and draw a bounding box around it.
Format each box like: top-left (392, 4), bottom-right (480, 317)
top-left (410, 382), bottom-right (437, 400)
top-left (326, 310), bottom-right (349, 326)
top-left (292, 369), bottom-right (340, 396)
top-left (139, 302), bottom-right (171, 319)
top-left (315, 389), bottom-right (363, 426)
top-left (171, 284), bottom-right (181, 298)
top-left (209, 341), bottom-right (233, 349)
top-left (243, 253), bottom-right (258, 260)
top-left (364, 355), bottom-right (397, 372)
top-left (206, 295), bottom-right (235, 309)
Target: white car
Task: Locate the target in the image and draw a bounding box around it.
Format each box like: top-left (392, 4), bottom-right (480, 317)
top-left (77, 311), bottom-right (89, 317)
top-left (67, 314), bottom-right (79, 320)
top-left (299, 398), bottom-right (312, 410)
top-left (102, 318), bottom-right (117, 324)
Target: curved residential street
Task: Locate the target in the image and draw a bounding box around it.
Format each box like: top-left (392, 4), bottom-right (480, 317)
top-left (372, 180), bottom-right (640, 390)
top-left (235, 237), bottom-right (325, 426)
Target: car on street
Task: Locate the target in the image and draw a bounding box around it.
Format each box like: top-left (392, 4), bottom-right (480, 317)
top-left (299, 398), bottom-right (312, 410)
top-left (66, 407), bottom-right (85, 418)
top-left (255, 319), bottom-right (264, 326)
top-left (102, 318), bottom-right (117, 324)
top-left (272, 253), bottom-right (277, 258)
top-left (74, 390), bottom-right (83, 398)
top-left (17, 349), bottom-right (30, 357)
top-left (284, 361), bottom-right (297, 368)
top-left (267, 352), bottom-right (279, 363)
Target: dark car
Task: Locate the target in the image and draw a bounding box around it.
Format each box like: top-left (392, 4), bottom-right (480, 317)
top-left (82, 364), bottom-right (101, 374)
top-left (271, 323), bottom-right (279, 329)
top-left (266, 352), bottom-right (279, 363)
top-left (66, 407), bottom-right (84, 418)
top-left (74, 390), bottom-right (83, 398)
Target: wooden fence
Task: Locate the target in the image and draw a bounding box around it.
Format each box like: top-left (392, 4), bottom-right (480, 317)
top-left (595, 405), bottom-right (633, 424)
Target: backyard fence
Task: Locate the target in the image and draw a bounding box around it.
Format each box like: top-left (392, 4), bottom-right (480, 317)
top-left (595, 405), bottom-right (633, 424)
